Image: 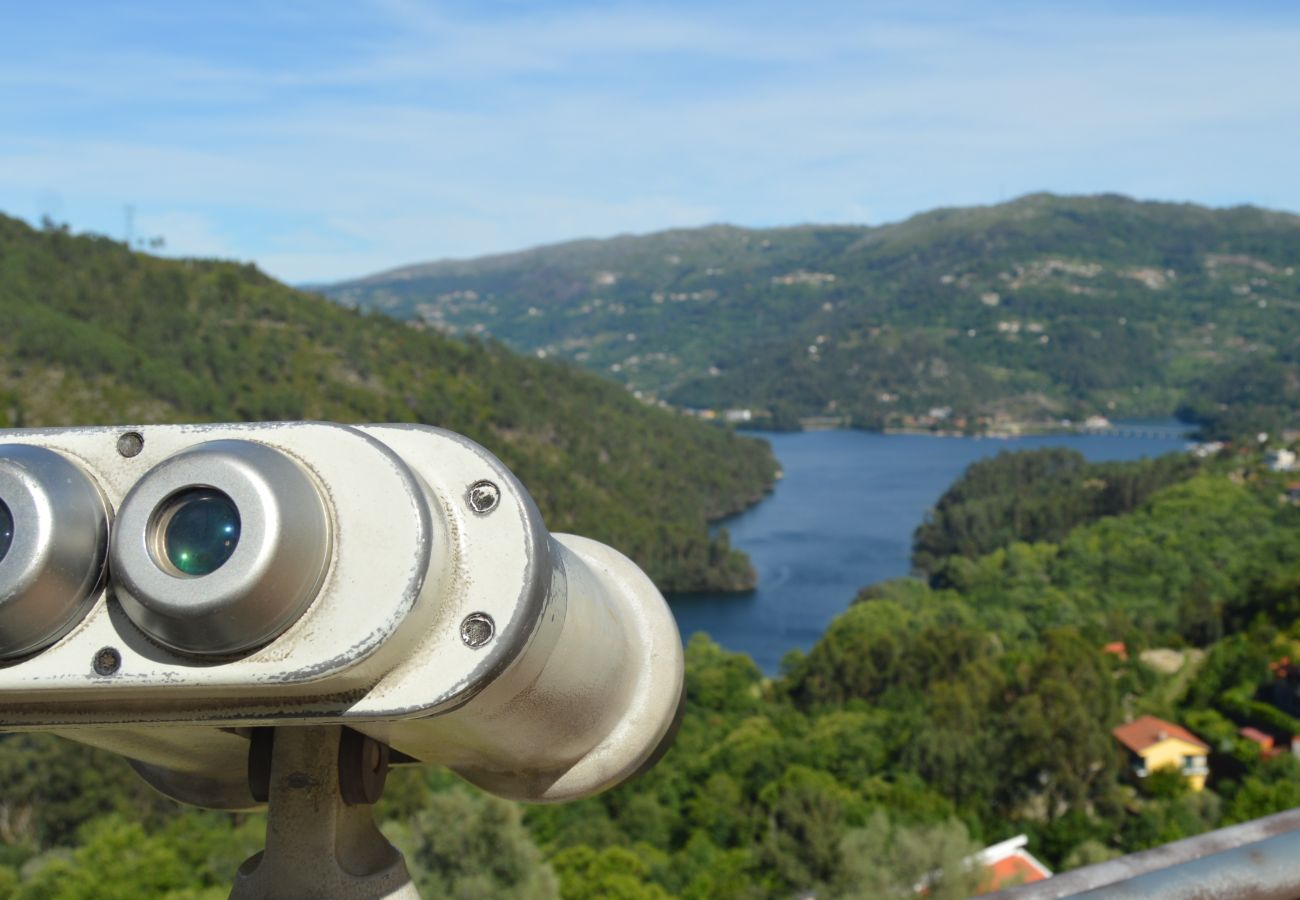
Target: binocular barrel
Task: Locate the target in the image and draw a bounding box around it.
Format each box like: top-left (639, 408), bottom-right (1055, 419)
top-left (0, 423), bottom-right (684, 806)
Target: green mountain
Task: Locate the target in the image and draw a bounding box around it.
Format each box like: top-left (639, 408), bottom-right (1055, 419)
top-left (320, 193), bottom-right (1300, 437)
top-left (0, 214), bottom-right (777, 592)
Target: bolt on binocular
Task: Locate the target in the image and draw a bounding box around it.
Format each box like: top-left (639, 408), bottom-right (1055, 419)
top-left (0, 422), bottom-right (685, 810)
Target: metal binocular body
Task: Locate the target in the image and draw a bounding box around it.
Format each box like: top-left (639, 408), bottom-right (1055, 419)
top-left (0, 422), bottom-right (684, 811)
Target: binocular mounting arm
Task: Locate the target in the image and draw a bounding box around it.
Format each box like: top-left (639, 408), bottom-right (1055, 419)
top-left (231, 725), bottom-right (418, 900)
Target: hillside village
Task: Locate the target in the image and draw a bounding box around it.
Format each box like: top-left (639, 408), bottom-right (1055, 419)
top-left (323, 195), bottom-right (1300, 441)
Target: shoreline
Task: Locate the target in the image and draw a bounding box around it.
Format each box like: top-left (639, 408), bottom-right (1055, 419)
top-left (691, 419), bottom-right (1195, 598)
top-left (668, 425), bottom-right (1205, 672)
top-left (742, 420), bottom-right (1197, 441)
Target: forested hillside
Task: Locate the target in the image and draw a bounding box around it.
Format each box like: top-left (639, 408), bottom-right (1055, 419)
top-left (911, 447), bottom-right (1200, 575)
top-left (4, 443), bottom-right (1299, 897)
top-left (323, 194), bottom-right (1300, 437)
top-left (0, 214), bottom-right (777, 592)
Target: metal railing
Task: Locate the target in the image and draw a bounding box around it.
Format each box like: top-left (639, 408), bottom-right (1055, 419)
top-left (985, 807), bottom-right (1300, 899)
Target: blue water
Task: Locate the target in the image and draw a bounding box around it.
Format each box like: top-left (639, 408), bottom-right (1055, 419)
top-left (668, 423), bottom-right (1194, 673)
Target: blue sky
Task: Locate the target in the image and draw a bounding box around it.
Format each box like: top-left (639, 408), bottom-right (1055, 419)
top-left (2, 0), bottom-right (1298, 283)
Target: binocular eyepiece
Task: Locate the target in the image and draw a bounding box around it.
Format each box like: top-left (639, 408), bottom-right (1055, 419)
top-left (0, 423), bottom-right (684, 808)
top-left (0, 444), bottom-right (109, 658)
top-left (109, 439), bottom-right (332, 656)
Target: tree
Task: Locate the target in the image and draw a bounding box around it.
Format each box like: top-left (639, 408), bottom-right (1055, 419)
top-left (385, 788), bottom-right (557, 900)
top-left (758, 766), bottom-right (864, 893)
top-left (14, 813), bottom-right (261, 899)
top-left (835, 811), bottom-right (984, 900)
top-left (549, 846), bottom-right (670, 900)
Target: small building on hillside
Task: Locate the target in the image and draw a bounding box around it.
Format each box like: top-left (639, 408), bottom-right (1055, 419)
top-left (1238, 727), bottom-right (1284, 759)
top-left (1268, 449), bottom-right (1298, 472)
top-left (974, 835), bottom-right (1052, 893)
top-left (913, 834), bottom-right (1052, 895)
top-left (1112, 715), bottom-right (1210, 791)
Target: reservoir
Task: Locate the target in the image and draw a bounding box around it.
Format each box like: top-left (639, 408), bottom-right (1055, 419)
top-left (668, 423), bottom-right (1194, 673)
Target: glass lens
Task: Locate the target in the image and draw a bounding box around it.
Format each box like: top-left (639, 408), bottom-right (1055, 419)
top-left (161, 489), bottom-right (240, 577)
top-left (0, 499), bottom-right (12, 564)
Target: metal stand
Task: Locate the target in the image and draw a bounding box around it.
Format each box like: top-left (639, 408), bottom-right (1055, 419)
top-left (230, 725), bottom-right (419, 899)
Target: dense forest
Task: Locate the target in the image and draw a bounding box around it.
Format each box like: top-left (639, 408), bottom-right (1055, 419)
top-left (1, 441), bottom-right (1298, 897)
top-left (911, 447), bottom-right (1200, 575)
top-left (0, 213), bottom-right (778, 593)
top-left (323, 193), bottom-right (1300, 437)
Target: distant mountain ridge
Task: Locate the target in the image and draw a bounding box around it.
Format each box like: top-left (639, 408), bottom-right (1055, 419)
top-left (0, 213), bottom-right (777, 592)
top-left (320, 194), bottom-right (1300, 437)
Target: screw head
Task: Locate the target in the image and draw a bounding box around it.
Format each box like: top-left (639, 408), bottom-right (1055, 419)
top-left (460, 613), bottom-right (495, 648)
top-left (116, 431), bottom-right (144, 458)
top-left (467, 480), bottom-right (500, 515)
top-left (93, 646), bottom-right (121, 675)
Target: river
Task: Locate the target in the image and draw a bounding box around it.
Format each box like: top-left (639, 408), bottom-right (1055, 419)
top-left (667, 422), bottom-right (1195, 673)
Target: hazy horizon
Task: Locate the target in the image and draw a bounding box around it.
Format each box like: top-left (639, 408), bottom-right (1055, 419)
top-left (317, 189), bottom-right (1300, 285)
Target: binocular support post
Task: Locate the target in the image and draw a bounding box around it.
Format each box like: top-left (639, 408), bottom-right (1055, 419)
top-left (231, 725), bottom-right (418, 899)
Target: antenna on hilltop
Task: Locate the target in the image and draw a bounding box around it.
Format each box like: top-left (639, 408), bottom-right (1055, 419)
top-left (124, 204), bottom-right (135, 247)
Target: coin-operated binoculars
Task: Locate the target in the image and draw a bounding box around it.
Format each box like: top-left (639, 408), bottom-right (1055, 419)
top-left (0, 423), bottom-right (685, 899)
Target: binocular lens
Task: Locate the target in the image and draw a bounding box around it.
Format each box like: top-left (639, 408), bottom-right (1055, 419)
top-left (158, 489), bottom-right (241, 577)
top-left (112, 440), bottom-right (332, 655)
top-left (0, 499), bottom-right (12, 563)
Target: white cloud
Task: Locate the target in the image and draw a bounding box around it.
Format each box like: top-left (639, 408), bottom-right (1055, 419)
top-left (0, 1), bottom-right (1298, 282)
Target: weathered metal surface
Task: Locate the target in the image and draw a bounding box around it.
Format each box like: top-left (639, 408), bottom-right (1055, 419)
top-left (229, 725), bottom-right (417, 899)
top-left (0, 422), bottom-right (438, 712)
top-left (350, 426), bottom-right (686, 803)
top-left (109, 439), bottom-right (332, 654)
top-left (0, 422), bottom-right (686, 806)
top-left (465, 479), bottom-right (500, 514)
top-left (1073, 828), bottom-right (1300, 899)
top-left (0, 443), bottom-right (109, 657)
top-left (986, 807), bottom-right (1300, 899)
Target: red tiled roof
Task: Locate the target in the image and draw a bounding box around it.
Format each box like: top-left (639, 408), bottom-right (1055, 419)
top-left (1112, 715), bottom-right (1208, 754)
top-left (982, 854), bottom-right (1051, 891)
top-left (1239, 726), bottom-right (1273, 749)
top-left (972, 836), bottom-right (1052, 892)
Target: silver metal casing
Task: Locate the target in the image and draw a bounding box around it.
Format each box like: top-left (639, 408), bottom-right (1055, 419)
top-left (0, 444), bottom-right (110, 658)
top-left (110, 439), bottom-right (332, 655)
top-left (0, 422), bottom-right (685, 806)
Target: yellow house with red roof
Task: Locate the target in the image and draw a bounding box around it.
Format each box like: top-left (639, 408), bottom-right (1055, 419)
top-left (1112, 715), bottom-right (1209, 791)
